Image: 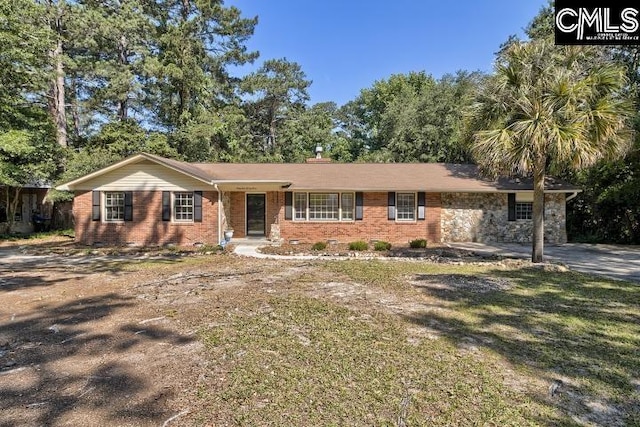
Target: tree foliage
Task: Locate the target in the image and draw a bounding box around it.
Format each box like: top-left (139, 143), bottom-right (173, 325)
top-left (339, 71), bottom-right (482, 163)
top-left (524, 2), bottom-right (640, 244)
top-left (467, 39), bottom-right (634, 261)
top-left (3, 0), bottom-right (638, 246)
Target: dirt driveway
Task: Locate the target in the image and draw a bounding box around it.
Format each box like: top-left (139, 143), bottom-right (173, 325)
top-left (0, 244), bottom-right (272, 426)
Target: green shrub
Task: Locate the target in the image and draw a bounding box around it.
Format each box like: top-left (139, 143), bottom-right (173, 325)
top-left (374, 241), bottom-right (391, 251)
top-left (311, 241), bottom-right (327, 251)
top-left (348, 240), bottom-right (369, 251)
top-left (409, 238), bottom-right (427, 249)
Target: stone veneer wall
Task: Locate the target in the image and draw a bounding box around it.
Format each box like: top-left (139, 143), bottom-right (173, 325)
top-left (440, 193), bottom-right (567, 244)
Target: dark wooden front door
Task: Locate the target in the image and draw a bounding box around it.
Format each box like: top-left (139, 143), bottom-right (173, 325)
top-left (246, 194), bottom-right (266, 236)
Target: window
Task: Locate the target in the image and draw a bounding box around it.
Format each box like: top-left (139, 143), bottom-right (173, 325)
top-left (174, 192), bottom-right (194, 221)
top-left (292, 192), bottom-right (355, 221)
top-left (104, 192), bottom-right (125, 221)
top-left (515, 202), bottom-right (533, 220)
top-left (294, 193), bottom-right (307, 221)
top-left (396, 193), bottom-right (416, 221)
top-left (341, 193), bottom-right (354, 221)
top-left (309, 193), bottom-right (339, 221)
top-left (515, 193), bottom-right (533, 220)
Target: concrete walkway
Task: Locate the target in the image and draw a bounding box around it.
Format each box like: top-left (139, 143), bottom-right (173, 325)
top-left (446, 242), bottom-right (640, 283)
top-left (232, 239), bottom-right (640, 283)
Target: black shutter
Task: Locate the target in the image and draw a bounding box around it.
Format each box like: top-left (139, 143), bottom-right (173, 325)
top-left (194, 191), bottom-right (203, 222)
top-left (162, 191), bottom-right (171, 221)
top-left (508, 193), bottom-right (516, 221)
top-left (387, 192), bottom-right (396, 220)
top-left (284, 192), bottom-right (293, 220)
top-left (124, 191), bottom-right (133, 222)
top-left (417, 192), bottom-right (426, 220)
top-left (92, 191), bottom-right (101, 221)
top-left (355, 192), bottom-right (363, 221)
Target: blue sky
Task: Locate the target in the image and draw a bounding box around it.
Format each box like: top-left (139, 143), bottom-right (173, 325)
top-left (227, 0), bottom-right (548, 106)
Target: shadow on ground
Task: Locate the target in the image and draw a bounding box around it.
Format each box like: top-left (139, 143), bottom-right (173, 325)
top-left (405, 268), bottom-right (640, 426)
top-left (0, 292), bottom-right (195, 426)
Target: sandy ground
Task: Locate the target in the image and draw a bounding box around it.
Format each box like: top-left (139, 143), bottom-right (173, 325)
top-left (0, 241), bottom-right (489, 426)
top-left (0, 244), bottom-right (216, 426)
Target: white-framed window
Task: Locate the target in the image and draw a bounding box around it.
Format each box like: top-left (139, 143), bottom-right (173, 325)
top-left (174, 192), bottom-right (194, 222)
top-left (341, 193), bottom-right (354, 221)
top-left (294, 193), bottom-right (307, 221)
top-left (293, 192), bottom-right (355, 222)
top-left (515, 193), bottom-right (533, 220)
top-left (104, 192), bottom-right (125, 222)
top-left (309, 193), bottom-right (339, 221)
top-left (396, 193), bottom-right (416, 221)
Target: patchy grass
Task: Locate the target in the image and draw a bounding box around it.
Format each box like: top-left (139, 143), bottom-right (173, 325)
top-left (324, 260), bottom-right (493, 294)
top-left (6, 235), bottom-right (637, 426)
top-left (0, 228), bottom-right (74, 241)
top-left (199, 294), bottom-right (538, 426)
top-left (326, 261), bottom-right (640, 426)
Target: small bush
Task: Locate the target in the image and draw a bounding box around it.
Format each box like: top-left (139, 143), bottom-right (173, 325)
top-left (311, 241), bottom-right (327, 251)
top-left (374, 241), bottom-right (391, 251)
top-left (409, 238), bottom-right (427, 249)
top-left (348, 240), bottom-right (369, 251)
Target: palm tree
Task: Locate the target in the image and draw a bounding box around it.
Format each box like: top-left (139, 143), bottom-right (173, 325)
top-left (468, 39), bottom-right (633, 263)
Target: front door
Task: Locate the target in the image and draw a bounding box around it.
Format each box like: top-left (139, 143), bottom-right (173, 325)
top-left (246, 194), bottom-right (266, 236)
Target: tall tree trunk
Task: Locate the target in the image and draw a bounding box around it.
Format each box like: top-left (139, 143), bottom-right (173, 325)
top-left (117, 34), bottom-right (129, 121)
top-left (6, 187), bottom-right (21, 235)
top-left (532, 160), bottom-right (546, 263)
top-left (48, 3), bottom-right (67, 148)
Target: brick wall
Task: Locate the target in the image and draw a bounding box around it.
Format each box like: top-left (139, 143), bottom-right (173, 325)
top-left (228, 192), bottom-right (246, 237)
top-left (274, 192), bottom-right (441, 244)
top-left (74, 190), bottom-right (219, 246)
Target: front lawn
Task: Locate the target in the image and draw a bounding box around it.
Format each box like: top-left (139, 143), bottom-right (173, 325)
top-left (193, 259), bottom-right (640, 425)
top-left (3, 235), bottom-right (637, 426)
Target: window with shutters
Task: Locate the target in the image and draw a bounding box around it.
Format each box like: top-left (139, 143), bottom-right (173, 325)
top-left (104, 192), bottom-right (125, 222)
top-left (174, 192), bottom-right (194, 222)
top-left (396, 193), bottom-right (416, 221)
top-left (292, 192), bottom-right (355, 221)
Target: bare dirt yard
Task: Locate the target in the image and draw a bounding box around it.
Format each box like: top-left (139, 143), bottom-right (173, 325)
top-left (1, 237), bottom-right (638, 426)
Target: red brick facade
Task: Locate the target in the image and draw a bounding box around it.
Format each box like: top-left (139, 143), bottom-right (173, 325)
top-left (74, 189), bottom-right (442, 246)
top-left (277, 192), bottom-right (441, 244)
top-left (73, 190), bottom-right (218, 246)
top-left (226, 191), bottom-right (441, 244)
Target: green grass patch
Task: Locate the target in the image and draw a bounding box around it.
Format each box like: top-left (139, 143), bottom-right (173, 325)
top-left (0, 228), bottom-right (74, 241)
top-left (325, 260), bottom-right (640, 425)
top-left (200, 295), bottom-right (536, 426)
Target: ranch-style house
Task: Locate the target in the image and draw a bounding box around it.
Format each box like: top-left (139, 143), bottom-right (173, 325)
top-left (56, 153), bottom-right (580, 247)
